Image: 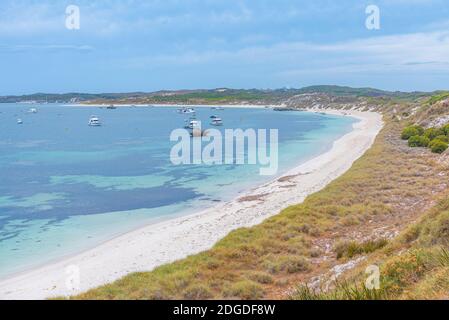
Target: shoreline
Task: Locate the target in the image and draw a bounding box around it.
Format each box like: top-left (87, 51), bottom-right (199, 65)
top-left (67, 103), bottom-right (277, 109)
top-left (0, 108), bottom-right (383, 300)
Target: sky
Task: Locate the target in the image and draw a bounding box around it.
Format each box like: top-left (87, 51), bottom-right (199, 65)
top-left (1, 0), bottom-right (449, 95)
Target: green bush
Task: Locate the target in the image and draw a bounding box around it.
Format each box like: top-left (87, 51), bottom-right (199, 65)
top-left (334, 239), bottom-right (388, 259)
top-left (224, 280), bottom-right (264, 300)
top-left (428, 92), bottom-right (449, 105)
top-left (429, 139), bottom-right (439, 149)
top-left (183, 284), bottom-right (213, 299)
top-left (434, 135), bottom-right (449, 143)
top-left (401, 125), bottom-right (424, 140)
top-left (424, 128), bottom-right (445, 140)
top-left (443, 124), bottom-right (449, 136)
top-left (430, 140), bottom-right (448, 154)
top-left (408, 135), bottom-right (430, 148)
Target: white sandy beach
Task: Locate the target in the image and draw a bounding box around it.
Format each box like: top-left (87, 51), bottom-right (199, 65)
top-left (0, 108), bottom-right (383, 300)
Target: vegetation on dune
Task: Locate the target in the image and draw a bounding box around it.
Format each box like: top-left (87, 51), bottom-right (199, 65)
top-left (290, 100), bottom-right (449, 301)
top-left (73, 113), bottom-right (449, 299)
top-left (402, 124), bottom-right (449, 154)
top-left (292, 200), bottom-right (449, 300)
top-left (400, 125), bottom-right (423, 140)
top-left (443, 124), bottom-right (449, 135)
top-left (334, 239), bottom-right (388, 260)
top-left (427, 92), bottom-right (449, 105)
top-left (430, 140), bottom-right (449, 154)
top-left (424, 127), bottom-right (445, 140)
top-left (408, 135), bottom-right (430, 148)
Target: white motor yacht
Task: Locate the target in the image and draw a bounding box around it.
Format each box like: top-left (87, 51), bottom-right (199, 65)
top-left (178, 107), bottom-right (196, 114)
top-left (88, 115), bottom-right (102, 126)
top-left (188, 120), bottom-right (201, 129)
top-left (211, 117), bottom-right (223, 126)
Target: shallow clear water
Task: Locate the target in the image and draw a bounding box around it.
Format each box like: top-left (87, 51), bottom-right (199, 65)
top-left (0, 104), bottom-right (356, 278)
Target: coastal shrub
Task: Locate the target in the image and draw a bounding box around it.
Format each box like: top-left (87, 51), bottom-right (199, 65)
top-left (408, 135), bottom-right (430, 148)
top-left (293, 281), bottom-right (389, 300)
top-left (280, 256), bottom-right (310, 273)
top-left (430, 140), bottom-right (448, 154)
top-left (401, 125), bottom-right (424, 140)
top-left (443, 124), bottom-right (449, 135)
top-left (262, 259), bottom-right (282, 274)
top-left (334, 239), bottom-right (388, 259)
top-left (433, 135), bottom-right (449, 143)
top-left (381, 251), bottom-right (429, 296)
top-left (223, 280), bottom-right (264, 300)
top-left (428, 92), bottom-right (449, 105)
top-left (431, 212), bottom-right (449, 246)
top-left (247, 271), bottom-right (274, 284)
top-left (183, 284), bottom-right (213, 300)
top-left (403, 124), bottom-right (449, 154)
top-left (424, 128), bottom-right (445, 140)
top-left (309, 248), bottom-right (321, 258)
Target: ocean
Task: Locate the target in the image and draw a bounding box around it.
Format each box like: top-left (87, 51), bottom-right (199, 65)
top-left (0, 104), bottom-right (356, 278)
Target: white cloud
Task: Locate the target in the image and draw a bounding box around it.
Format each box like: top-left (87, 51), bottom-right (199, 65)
top-left (119, 30), bottom-right (449, 72)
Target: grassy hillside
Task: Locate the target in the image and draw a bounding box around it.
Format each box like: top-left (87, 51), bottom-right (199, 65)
top-left (73, 96), bottom-right (449, 299)
top-left (427, 92), bottom-right (449, 105)
top-left (292, 199), bottom-right (449, 300)
top-left (299, 85), bottom-right (387, 96)
top-left (289, 95), bottom-right (449, 300)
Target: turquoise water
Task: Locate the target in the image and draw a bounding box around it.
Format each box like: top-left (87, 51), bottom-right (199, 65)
top-left (0, 104), bottom-right (356, 278)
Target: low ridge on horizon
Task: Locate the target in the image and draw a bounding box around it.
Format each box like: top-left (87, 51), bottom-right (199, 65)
top-left (0, 85), bottom-right (444, 104)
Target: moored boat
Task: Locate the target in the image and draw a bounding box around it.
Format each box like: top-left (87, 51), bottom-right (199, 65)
top-left (88, 115), bottom-right (102, 126)
top-left (178, 107), bottom-right (196, 114)
top-left (187, 119), bottom-right (201, 129)
top-left (211, 117), bottom-right (223, 126)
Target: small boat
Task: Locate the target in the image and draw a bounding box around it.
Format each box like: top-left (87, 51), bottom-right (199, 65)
top-left (88, 115), bottom-right (101, 126)
top-left (178, 107), bottom-right (196, 114)
top-left (211, 107), bottom-right (224, 110)
top-left (28, 108), bottom-right (38, 114)
top-left (210, 115), bottom-right (218, 119)
top-left (184, 108), bottom-right (196, 114)
top-left (187, 120), bottom-right (201, 129)
top-left (211, 117), bottom-right (223, 126)
top-left (184, 116), bottom-right (197, 129)
top-left (106, 105), bottom-right (117, 110)
top-left (17, 119), bottom-right (23, 124)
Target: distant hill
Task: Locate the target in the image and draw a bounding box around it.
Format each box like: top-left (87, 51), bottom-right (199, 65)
top-left (0, 86), bottom-right (434, 104)
top-left (297, 85), bottom-right (427, 98)
top-left (0, 92), bottom-right (149, 104)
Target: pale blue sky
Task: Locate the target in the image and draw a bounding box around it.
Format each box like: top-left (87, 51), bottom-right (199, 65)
top-left (1, 0), bottom-right (449, 94)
